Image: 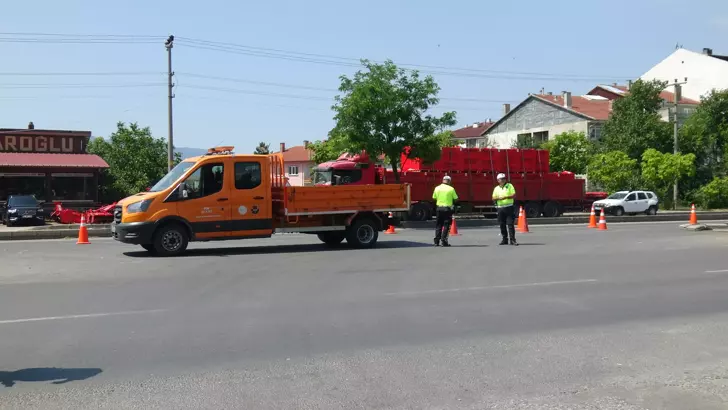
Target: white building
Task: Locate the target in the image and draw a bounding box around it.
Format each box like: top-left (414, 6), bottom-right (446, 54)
top-left (641, 47), bottom-right (728, 101)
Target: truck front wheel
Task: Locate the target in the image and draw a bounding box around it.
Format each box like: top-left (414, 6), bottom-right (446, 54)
top-left (409, 203), bottom-right (431, 221)
top-left (346, 218), bottom-right (379, 249)
top-left (152, 223), bottom-right (189, 257)
top-left (317, 231), bottom-right (346, 246)
top-left (542, 201), bottom-right (560, 218)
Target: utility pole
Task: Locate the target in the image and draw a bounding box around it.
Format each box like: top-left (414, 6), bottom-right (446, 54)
top-left (667, 77), bottom-right (687, 209)
top-left (165, 35), bottom-right (175, 172)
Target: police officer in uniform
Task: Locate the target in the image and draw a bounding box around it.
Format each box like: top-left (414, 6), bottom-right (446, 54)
top-left (432, 175), bottom-right (458, 247)
top-left (492, 173), bottom-right (518, 246)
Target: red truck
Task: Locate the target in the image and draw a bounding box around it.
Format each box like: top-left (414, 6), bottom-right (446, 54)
top-left (313, 147), bottom-right (605, 221)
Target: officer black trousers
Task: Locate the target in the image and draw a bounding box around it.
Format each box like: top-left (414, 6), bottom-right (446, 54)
top-left (497, 205), bottom-right (516, 241)
top-left (434, 207), bottom-right (454, 244)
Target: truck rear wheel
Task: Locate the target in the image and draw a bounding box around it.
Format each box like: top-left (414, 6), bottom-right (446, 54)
top-left (346, 218), bottom-right (379, 249)
top-left (317, 232), bottom-right (346, 246)
top-left (525, 202), bottom-right (541, 219)
top-left (542, 201), bottom-right (560, 218)
top-left (152, 223), bottom-right (189, 257)
top-left (409, 203), bottom-right (431, 221)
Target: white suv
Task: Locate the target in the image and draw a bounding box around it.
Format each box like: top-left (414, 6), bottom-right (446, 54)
top-left (593, 191), bottom-right (659, 216)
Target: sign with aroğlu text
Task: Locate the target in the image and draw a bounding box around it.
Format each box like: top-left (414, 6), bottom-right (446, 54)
top-left (0, 134), bottom-right (86, 153)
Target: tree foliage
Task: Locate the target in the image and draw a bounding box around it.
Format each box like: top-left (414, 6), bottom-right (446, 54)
top-left (696, 177), bottom-right (728, 209)
top-left (540, 131), bottom-right (593, 174)
top-left (253, 142), bottom-right (271, 155)
top-left (601, 79), bottom-right (673, 159)
top-left (587, 151), bottom-right (639, 193)
top-left (87, 122), bottom-right (180, 200)
top-left (329, 60), bottom-right (456, 181)
top-left (679, 89), bottom-right (728, 187)
top-left (640, 149), bottom-right (696, 204)
top-left (308, 133), bottom-right (350, 164)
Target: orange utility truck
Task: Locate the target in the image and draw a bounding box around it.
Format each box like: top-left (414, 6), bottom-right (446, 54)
top-left (111, 147), bottom-right (410, 256)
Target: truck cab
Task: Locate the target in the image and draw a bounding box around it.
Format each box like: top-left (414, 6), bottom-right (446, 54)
top-left (313, 153), bottom-right (378, 186)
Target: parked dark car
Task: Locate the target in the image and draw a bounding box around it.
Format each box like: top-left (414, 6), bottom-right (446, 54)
top-left (2, 195), bottom-right (45, 227)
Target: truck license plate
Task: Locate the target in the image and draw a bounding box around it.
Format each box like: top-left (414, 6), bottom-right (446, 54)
top-left (111, 224), bottom-right (116, 233)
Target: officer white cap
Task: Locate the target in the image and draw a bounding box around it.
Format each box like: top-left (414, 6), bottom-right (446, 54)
top-left (497, 173), bottom-right (506, 180)
top-left (443, 175), bottom-right (452, 182)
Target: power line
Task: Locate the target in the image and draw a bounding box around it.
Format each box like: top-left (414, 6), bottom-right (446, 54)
top-left (0, 72), bottom-right (164, 76)
top-left (177, 72), bottom-right (338, 92)
top-left (175, 36), bottom-right (632, 81)
top-left (0, 32), bottom-right (163, 38)
top-left (180, 84), bottom-right (333, 101)
top-left (0, 83), bottom-right (166, 89)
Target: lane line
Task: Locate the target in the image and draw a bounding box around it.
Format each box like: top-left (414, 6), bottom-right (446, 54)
top-left (704, 269), bottom-right (728, 274)
top-left (385, 279), bottom-right (598, 297)
top-left (0, 309), bottom-right (168, 325)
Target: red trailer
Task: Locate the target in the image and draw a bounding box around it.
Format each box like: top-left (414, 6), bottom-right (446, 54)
top-left (314, 148), bottom-right (599, 221)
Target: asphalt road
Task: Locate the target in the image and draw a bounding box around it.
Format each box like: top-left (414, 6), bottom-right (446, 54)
top-left (1, 223), bottom-right (728, 409)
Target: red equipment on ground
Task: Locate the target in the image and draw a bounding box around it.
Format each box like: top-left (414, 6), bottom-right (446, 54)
top-left (51, 202), bottom-right (116, 224)
top-left (313, 147), bottom-right (607, 221)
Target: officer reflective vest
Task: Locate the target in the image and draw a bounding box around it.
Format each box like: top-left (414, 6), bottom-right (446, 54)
top-left (492, 183), bottom-right (516, 207)
top-left (432, 184), bottom-right (458, 208)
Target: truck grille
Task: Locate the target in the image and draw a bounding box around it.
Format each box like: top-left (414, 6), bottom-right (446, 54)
top-left (114, 205), bottom-right (122, 224)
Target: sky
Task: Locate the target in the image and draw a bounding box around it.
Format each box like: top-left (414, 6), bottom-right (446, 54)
top-left (1, 0), bottom-right (727, 152)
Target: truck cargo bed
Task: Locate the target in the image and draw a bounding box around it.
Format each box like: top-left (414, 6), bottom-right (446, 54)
top-left (283, 184), bottom-right (410, 216)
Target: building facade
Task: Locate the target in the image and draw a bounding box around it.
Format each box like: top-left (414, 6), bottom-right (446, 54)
top-left (640, 47), bottom-right (728, 101)
top-left (0, 125), bottom-right (109, 206)
top-left (279, 142), bottom-right (315, 186)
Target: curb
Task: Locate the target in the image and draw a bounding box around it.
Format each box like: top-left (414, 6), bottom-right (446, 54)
top-left (0, 227), bottom-right (110, 241)
top-left (402, 212), bottom-right (728, 230)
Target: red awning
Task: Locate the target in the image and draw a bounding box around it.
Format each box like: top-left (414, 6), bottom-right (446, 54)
top-left (0, 153), bottom-right (109, 168)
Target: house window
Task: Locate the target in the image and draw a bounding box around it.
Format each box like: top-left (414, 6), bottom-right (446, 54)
top-left (288, 165), bottom-right (299, 176)
top-left (533, 131), bottom-right (548, 144)
top-left (588, 124), bottom-right (603, 140)
top-left (465, 139), bottom-right (477, 148)
top-left (235, 162), bottom-right (262, 190)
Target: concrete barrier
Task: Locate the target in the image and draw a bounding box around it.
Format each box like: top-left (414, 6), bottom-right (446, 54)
top-left (402, 212), bottom-right (728, 230)
top-left (0, 226), bottom-right (110, 241)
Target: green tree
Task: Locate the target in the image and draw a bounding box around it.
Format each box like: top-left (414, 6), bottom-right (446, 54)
top-left (679, 89), bottom-right (728, 188)
top-left (253, 142), bottom-right (271, 155)
top-left (308, 133), bottom-right (350, 164)
top-left (587, 151), bottom-right (639, 193)
top-left (409, 130), bottom-right (459, 164)
top-left (329, 59), bottom-right (457, 181)
top-left (87, 122), bottom-right (180, 200)
top-left (540, 131), bottom-right (594, 173)
top-left (696, 177), bottom-right (728, 209)
top-left (640, 149), bottom-right (696, 205)
top-left (601, 79), bottom-right (673, 159)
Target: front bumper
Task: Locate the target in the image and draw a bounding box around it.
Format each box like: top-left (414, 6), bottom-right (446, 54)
top-left (112, 222), bottom-right (156, 244)
top-left (7, 213), bottom-right (44, 224)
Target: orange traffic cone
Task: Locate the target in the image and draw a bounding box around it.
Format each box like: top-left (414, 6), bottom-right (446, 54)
top-left (587, 204), bottom-right (598, 228)
top-left (77, 214), bottom-right (90, 244)
top-left (449, 216), bottom-right (460, 236)
top-left (689, 204), bottom-right (698, 225)
top-left (597, 209), bottom-right (608, 231)
top-left (384, 212), bottom-right (397, 234)
top-left (517, 206), bottom-right (530, 233)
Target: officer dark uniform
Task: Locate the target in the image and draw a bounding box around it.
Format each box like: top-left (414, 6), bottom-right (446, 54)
top-left (432, 175), bottom-right (458, 247)
top-left (492, 173), bottom-right (518, 246)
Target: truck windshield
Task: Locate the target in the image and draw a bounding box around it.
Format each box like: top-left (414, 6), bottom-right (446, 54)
top-left (149, 161), bottom-right (195, 192)
top-left (8, 196), bottom-right (38, 207)
top-left (607, 192), bottom-right (628, 200)
top-left (313, 170), bottom-right (333, 185)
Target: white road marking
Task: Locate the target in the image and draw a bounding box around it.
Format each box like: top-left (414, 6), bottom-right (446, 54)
top-left (704, 269), bottom-right (728, 274)
top-left (0, 309), bottom-right (167, 325)
top-left (385, 279), bottom-right (598, 297)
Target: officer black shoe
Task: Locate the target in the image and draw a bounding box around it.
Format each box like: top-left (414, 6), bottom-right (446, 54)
top-left (442, 241), bottom-right (451, 247)
top-left (510, 239), bottom-right (519, 246)
top-left (433, 239), bottom-right (440, 247)
top-left (499, 239), bottom-right (508, 245)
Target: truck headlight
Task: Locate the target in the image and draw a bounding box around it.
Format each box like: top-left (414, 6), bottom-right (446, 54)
top-left (7, 209), bottom-right (17, 214)
top-left (126, 199), bottom-right (153, 214)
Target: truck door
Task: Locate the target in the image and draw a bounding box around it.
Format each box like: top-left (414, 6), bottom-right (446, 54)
top-left (229, 157), bottom-right (274, 238)
top-left (176, 160), bottom-right (231, 239)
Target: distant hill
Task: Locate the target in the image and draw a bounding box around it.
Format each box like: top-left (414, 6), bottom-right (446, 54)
top-left (175, 147), bottom-right (207, 159)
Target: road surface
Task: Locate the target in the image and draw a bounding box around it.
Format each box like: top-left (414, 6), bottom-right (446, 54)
top-left (1, 223), bottom-right (728, 409)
